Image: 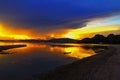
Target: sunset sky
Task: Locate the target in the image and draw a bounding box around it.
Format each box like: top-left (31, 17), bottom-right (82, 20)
top-left (0, 0), bottom-right (120, 40)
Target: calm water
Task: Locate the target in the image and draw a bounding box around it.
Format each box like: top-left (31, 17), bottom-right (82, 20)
top-left (0, 42), bottom-right (107, 80)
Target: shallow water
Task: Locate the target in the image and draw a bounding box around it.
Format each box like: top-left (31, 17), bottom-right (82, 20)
top-left (0, 42), bottom-right (108, 80)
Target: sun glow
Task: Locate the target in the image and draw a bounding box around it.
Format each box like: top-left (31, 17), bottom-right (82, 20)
top-left (0, 24), bottom-right (31, 40)
top-left (65, 15), bottom-right (120, 39)
top-left (65, 25), bottom-right (119, 39)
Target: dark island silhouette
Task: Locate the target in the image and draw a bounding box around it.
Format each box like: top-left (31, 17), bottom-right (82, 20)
top-left (47, 38), bottom-right (79, 43)
top-left (79, 34), bottom-right (120, 44)
top-left (46, 34), bottom-right (120, 44)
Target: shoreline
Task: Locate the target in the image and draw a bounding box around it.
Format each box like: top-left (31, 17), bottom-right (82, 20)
top-left (27, 45), bottom-right (120, 80)
top-left (0, 44), bottom-right (26, 52)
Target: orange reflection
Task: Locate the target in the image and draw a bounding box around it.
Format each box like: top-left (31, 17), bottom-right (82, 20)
top-left (33, 43), bottom-right (96, 59)
top-left (27, 43), bottom-right (47, 48)
top-left (0, 43), bottom-right (48, 55)
top-left (0, 42), bottom-right (96, 59)
top-left (64, 47), bottom-right (95, 59)
top-left (48, 44), bottom-right (96, 59)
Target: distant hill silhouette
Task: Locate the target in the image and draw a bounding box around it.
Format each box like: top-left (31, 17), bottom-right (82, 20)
top-left (47, 38), bottom-right (79, 43)
top-left (79, 34), bottom-right (120, 44)
top-left (47, 34), bottom-right (120, 44)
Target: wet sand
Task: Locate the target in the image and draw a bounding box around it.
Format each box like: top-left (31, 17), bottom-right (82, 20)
top-left (27, 45), bottom-right (120, 80)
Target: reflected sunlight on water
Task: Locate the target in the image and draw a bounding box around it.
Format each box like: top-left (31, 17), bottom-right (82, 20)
top-left (64, 47), bottom-right (95, 59)
top-left (0, 42), bottom-right (108, 80)
top-left (0, 42), bottom-right (97, 59)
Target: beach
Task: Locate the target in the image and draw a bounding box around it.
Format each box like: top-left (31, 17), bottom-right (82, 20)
top-left (27, 45), bottom-right (120, 80)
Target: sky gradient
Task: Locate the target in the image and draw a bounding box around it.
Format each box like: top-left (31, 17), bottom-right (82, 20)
top-left (0, 0), bottom-right (120, 39)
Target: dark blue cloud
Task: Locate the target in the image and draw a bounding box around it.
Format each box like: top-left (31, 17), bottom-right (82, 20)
top-left (0, 0), bottom-right (120, 30)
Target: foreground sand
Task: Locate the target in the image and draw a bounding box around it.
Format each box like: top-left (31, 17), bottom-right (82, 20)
top-left (27, 45), bottom-right (120, 80)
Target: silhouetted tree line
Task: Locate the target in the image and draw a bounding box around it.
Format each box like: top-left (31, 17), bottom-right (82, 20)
top-left (79, 34), bottom-right (120, 44)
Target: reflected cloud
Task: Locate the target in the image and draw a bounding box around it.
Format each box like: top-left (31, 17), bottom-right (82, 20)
top-left (63, 46), bottom-right (95, 59)
top-left (49, 44), bottom-right (95, 59)
top-left (0, 42), bottom-right (108, 59)
top-left (49, 43), bottom-right (108, 59)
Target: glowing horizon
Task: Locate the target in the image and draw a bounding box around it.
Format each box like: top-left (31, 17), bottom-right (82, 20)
top-left (0, 24), bottom-right (120, 40)
top-left (0, 24), bottom-right (68, 40)
top-left (0, 15), bottom-right (120, 40)
top-left (65, 25), bottom-right (120, 39)
top-left (0, 24), bottom-right (32, 40)
top-left (65, 16), bottom-right (120, 39)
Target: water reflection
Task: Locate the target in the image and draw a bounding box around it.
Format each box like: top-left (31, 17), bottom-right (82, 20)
top-left (0, 42), bottom-right (108, 59)
top-left (0, 42), bottom-right (109, 80)
top-left (49, 44), bottom-right (96, 59)
top-left (0, 43), bottom-right (26, 55)
top-left (64, 47), bottom-right (95, 59)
